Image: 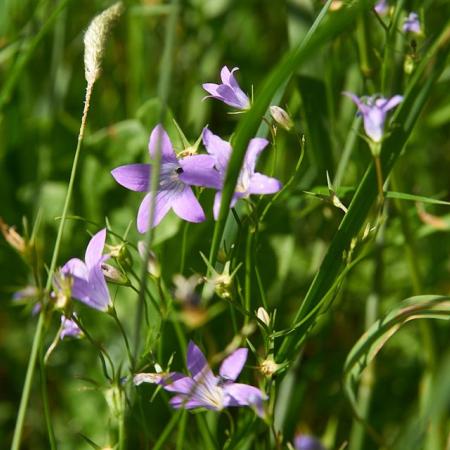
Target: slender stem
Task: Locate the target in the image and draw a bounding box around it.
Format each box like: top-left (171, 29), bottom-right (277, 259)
top-left (44, 322), bottom-right (63, 365)
top-left (179, 222), bottom-right (189, 273)
top-left (11, 79), bottom-right (95, 450)
top-left (153, 410), bottom-right (182, 450)
top-left (176, 411), bottom-right (187, 450)
top-left (118, 406), bottom-right (125, 450)
top-left (244, 230), bottom-right (253, 323)
top-left (374, 155), bottom-right (384, 203)
top-left (73, 316), bottom-right (114, 381)
top-left (110, 307), bottom-right (135, 370)
top-left (39, 344), bottom-right (57, 450)
top-left (133, 0), bottom-right (179, 361)
top-left (11, 313), bottom-right (45, 450)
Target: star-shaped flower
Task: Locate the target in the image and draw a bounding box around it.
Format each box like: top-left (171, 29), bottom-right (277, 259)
top-left (60, 228), bottom-right (111, 311)
top-left (203, 66), bottom-right (250, 110)
top-left (343, 92), bottom-right (403, 143)
top-left (112, 125), bottom-right (219, 232)
top-left (134, 341), bottom-right (267, 416)
top-left (201, 128), bottom-right (282, 218)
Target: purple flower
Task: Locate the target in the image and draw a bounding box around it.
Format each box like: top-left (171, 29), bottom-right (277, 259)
top-left (112, 125), bottom-right (219, 232)
top-left (136, 341), bottom-right (267, 416)
top-left (403, 12), bottom-right (421, 34)
top-left (60, 314), bottom-right (83, 339)
top-left (203, 66), bottom-right (250, 110)
top-left (60, 228), bottom-right (111, 311)
top-left (294, 435), bottom-right (326, 450)
top-left (374, 0), bottom-right (388, 15)
top-left (343, 92), bottom-right (403, 143)
top-left (201, 128), bottom-right (282, 218)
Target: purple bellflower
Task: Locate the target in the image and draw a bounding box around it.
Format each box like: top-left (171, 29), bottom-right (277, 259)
top-left (201, 128), bottom-right (282, 218)
top-left (60, 314), bottom-right (83, 339)
top-left (60, 228), bottom-right (111, 311)
top-left (374, 0), bottom-right (388, 15)
top-left (112, 125), bottom-right (219, 232)
top-left (136, 341), bottom-right (267, 416)
top-left (403, 12), bottom-right (421, 34)
top-left (203, 66), bottom-right (250, 110)
top-left (343, 92), bottom-right (403, 143)
top-left (294, 434), bottom-right (326, 450)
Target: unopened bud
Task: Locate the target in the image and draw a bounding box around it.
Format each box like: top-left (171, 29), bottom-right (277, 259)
top-left (101, 263), bottom-right (129, 285)
top-left (84, 2), bottom-right (123, 85)
top-left (138, 241), bottom-right (160, 277)
top-left (256, 307), bottom-right (270, 326)
top-left (270, 105), bottom-right (294, 131)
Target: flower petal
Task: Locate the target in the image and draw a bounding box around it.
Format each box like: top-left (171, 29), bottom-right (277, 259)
top-left (163, 375), bottom-right (196, 394)
top-left (248, 173), bottom-right (282, 195)
top-left (186, 341), bottom-right (209, 377)
top-left (223, 383), bottom-right (267, 417)
top-left (213, 192), bottom-right (239, 220)
top-left (171, 187), bottom-right (206, 223)
top-left (85, 229), bottom-right (106, 269)
top-left (179, 155), bottom-right (222, 189)
top-left (202, 128), bottom-right (231, 174)
top-left (219, 348), bottom-right (248, 381)
top-left (62, 258), bottom-right (88, 280)
top-left (202, 83), bottom-right (220, 97)
top-left (381, 95), bottom-right (403, 112)
top-left (111, 164), bottom-right (150, 192)
top-left (137, 192), bottom-right (172, 233)
top-left (245, 138), bottom-right (269, 173)
top-left (343, 91), bottom-right (369, 115)
top-left (169, 395), bottom-right (214, 410)
top-left (87, 265), bottom-right (111, 311)
top-left (148, 124), bottom-right (177, 163)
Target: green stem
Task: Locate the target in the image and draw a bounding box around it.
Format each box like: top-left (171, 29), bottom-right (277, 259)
top-left (153, 410), bottom-right (182, 450)
top-left (175, 411), bottom-right (187, 450)
top-left (244, 230), bottom-right (253, 324)
top-left (11, 77), bottom-right (95, 450)
top-left (39, 341), bottom-right (57, 450)
top-left (111, 307), bottom-right (135, 370)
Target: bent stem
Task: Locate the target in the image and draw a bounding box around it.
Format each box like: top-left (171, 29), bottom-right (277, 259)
top-left (11, 80), bottom-right (94, 450)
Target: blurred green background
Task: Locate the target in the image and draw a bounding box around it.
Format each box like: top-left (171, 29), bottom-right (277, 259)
top-left (1, 0), bottom-right (449, 448)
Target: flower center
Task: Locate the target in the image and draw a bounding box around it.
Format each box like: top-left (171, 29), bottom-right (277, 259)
top-left (159, 162), bottom-right (185, 191)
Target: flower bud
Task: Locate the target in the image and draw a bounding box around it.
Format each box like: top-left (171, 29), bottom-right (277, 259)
top-left (270, 105), bottom-right (294, 131)
top-left (256, 307), bottom-right (270, 327)
top-left (104, 384), bottom-right (125, 420)
top-left (101, 263), bottom-right (129, 285)
top-left (52, 271), bottom-right (73, 311)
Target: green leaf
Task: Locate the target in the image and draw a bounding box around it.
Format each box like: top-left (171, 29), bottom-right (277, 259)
top-left (278, 20), bottom-right (450, 362)
top-left (343, 295), bottom-right (450, 417)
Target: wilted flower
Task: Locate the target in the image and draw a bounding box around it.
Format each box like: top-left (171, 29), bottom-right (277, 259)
top-left (374, 0), bottom-right (388, 15)
top-left (259, 357), bottom-right (279, 377)
top-left (294, 434), bottom-right (326, 450)
top-left (112, 125), bottom-right (219, 232)
top-left (343, 92), bottom-right (403, 143)
top-left (403, 12), bottom-right (421, 34)
top-left (201, 128), bottom-right (282, 218)
top-left (0, 218), bottom-right (26, 254)
top-left (135, 341), bottom-right (267, 416)
top-left (270, 106), bottom-right (294, 131)
top-left (60, 228), bottom-right (112, 311)
top-left (203, 66), bottom-right (250, 110)
top-left (60, 314), bottom-right (83, 339)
